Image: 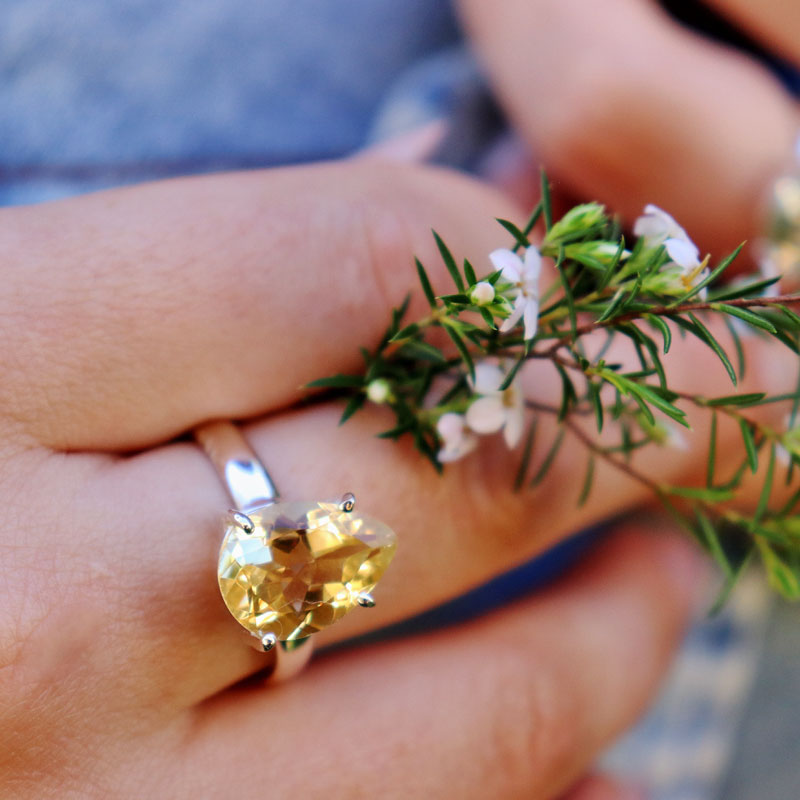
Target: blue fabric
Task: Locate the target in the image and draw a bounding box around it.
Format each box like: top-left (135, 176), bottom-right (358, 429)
top-left (0, 0), bottom-right (460, 204)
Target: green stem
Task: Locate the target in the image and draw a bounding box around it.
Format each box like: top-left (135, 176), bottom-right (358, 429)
top-left (540, 293), bottom-right (800, 358)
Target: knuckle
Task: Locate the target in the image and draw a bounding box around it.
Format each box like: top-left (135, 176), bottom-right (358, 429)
top-left (345, 160), bottom-right (518, 298)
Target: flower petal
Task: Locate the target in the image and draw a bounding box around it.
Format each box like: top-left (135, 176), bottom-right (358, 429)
top-left (523, 246), bottom-right (543, 284)
top-left (694, 267), bottom-right (711, 300)
top-left (466, 396), bottom-right (506, 434)
top-left (436, 413), bottom-right (478, 462)
top-left (634, 204), bottom-right (686, 245)
top-left (523, 298), bottom-right (539, 341)
top-left (437, 433), bottom-right (477, 463)
top-left (503, 404), bottom-right (525, 449)
top-left (665, 237), bottom-right (700, 270)
top-left (471, 360), bottom-right (504, 395)
top-left (436, 412), bottom-right (467, 444)
top-left (489, 248), bottom-right (522, 282)
top-left (499, 293), bottom-right (526, 333)
top-left (633, 211), bottom-right (668, 243)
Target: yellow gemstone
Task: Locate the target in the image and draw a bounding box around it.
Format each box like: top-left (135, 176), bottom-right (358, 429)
top-left (218, 501), bottom-right (397, 642)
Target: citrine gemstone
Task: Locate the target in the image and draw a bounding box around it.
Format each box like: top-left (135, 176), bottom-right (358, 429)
top-left (218, 501), bottom-right (397, 642)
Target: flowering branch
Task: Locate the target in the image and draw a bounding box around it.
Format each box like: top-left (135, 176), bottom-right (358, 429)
top-left (540, 293), bottom-right (800, 359)
top-left (309, 177), bottom-right (800, 604)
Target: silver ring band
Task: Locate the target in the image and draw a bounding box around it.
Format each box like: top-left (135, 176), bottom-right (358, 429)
top-left (195, 419), bottom-right (313, 683)
top-left (194, 419), bottom-right (280, 512)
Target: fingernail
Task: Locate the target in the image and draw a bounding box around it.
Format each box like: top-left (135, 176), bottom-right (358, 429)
top-left (475, 131), bottom-right (541, 208)
top-left (356, 118), bottom-right (449, 164)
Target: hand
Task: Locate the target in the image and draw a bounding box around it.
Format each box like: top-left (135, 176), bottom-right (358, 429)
top-left (458, 0), bottom-right (800, 261)
top-left (0, 159), bottom-right (771, 798)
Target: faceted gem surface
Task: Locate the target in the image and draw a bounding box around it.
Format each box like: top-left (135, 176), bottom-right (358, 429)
top-left (218, 501), bottom-right (397, 641)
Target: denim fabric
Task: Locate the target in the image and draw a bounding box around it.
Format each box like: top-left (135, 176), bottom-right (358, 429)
top-left (0, 0), bottom-right (459, 204)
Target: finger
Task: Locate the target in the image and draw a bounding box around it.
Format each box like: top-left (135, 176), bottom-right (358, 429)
top-left (69, 312), bottom-right (786, 707)
top-left (705, 0), bottom-right (800, 65)
top-left (0, 161), bottom-right (518, 451)
top-left (457, 0), bottom-right (799, 260)
top-left (560, 773), bottom-right (645, 800)
top-left (26, 303), bottom-right (789, 712)
top-left (177, 524), bottom-right (697, 800)
top-left (357, 118), bottom-right (448, 162)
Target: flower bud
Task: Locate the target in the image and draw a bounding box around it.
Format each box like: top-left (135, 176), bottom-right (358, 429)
top-left (470, 281), bottom-right (495, 306)
top-left (366, 378), bottom-right (392, 404)
top-left (567, 240), bottom-right (630, 266)
top-left (545, 202), bottom-right (606, 242)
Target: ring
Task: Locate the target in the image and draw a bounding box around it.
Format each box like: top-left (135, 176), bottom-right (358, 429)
top-left (194, 420), bottom-right (397, 682)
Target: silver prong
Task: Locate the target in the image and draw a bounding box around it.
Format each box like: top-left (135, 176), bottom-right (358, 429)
top-left (357, 591), bottom-right (376, 608)
top-left (339, 492), bottom-right (356, 513)
top-left (261, 632), bottom-right (278, 652)
top-left (229, 509), bottom-right (255, 533)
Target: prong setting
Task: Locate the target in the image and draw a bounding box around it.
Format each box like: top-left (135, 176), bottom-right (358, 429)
top-left (261, 632), bottom-right (278, 652)
top-left (229, 509), bottom-right (255, 534)
top-left (356, 591), bottom-right (376, 608)
top-left (339, 493), bottom-right (356, 513)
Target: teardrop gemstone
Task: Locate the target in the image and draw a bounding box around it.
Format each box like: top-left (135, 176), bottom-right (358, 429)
top-left (218, 501), bottom-right (397, 642)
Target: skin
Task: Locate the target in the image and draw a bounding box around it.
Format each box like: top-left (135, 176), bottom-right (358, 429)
top-left (560, 774), bottom-right (645, 800)
top-left (0, 157), bottom-right (795, 799)
top-left (2, 7), bottom-right (800, 794)
top-left (457, 0), bottom-right (800, 265)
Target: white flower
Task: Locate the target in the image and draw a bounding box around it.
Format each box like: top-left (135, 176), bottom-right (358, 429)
top-left (436, 413), bottom-right (477, 463)
top-left (366, 378), bottom-right (392, 404)
top-left (664, 238), bottom-right (711, 298)
top-left (633, 204), bottom-right (688, 246)
top-left (490, 246), bottom-right (542, 340)
top-left (634, 204), bottom-right (710, 299)
top-left (470, 281), bottom-right (496, 306)
top-left (465, 360), bottom-right (525, 449)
